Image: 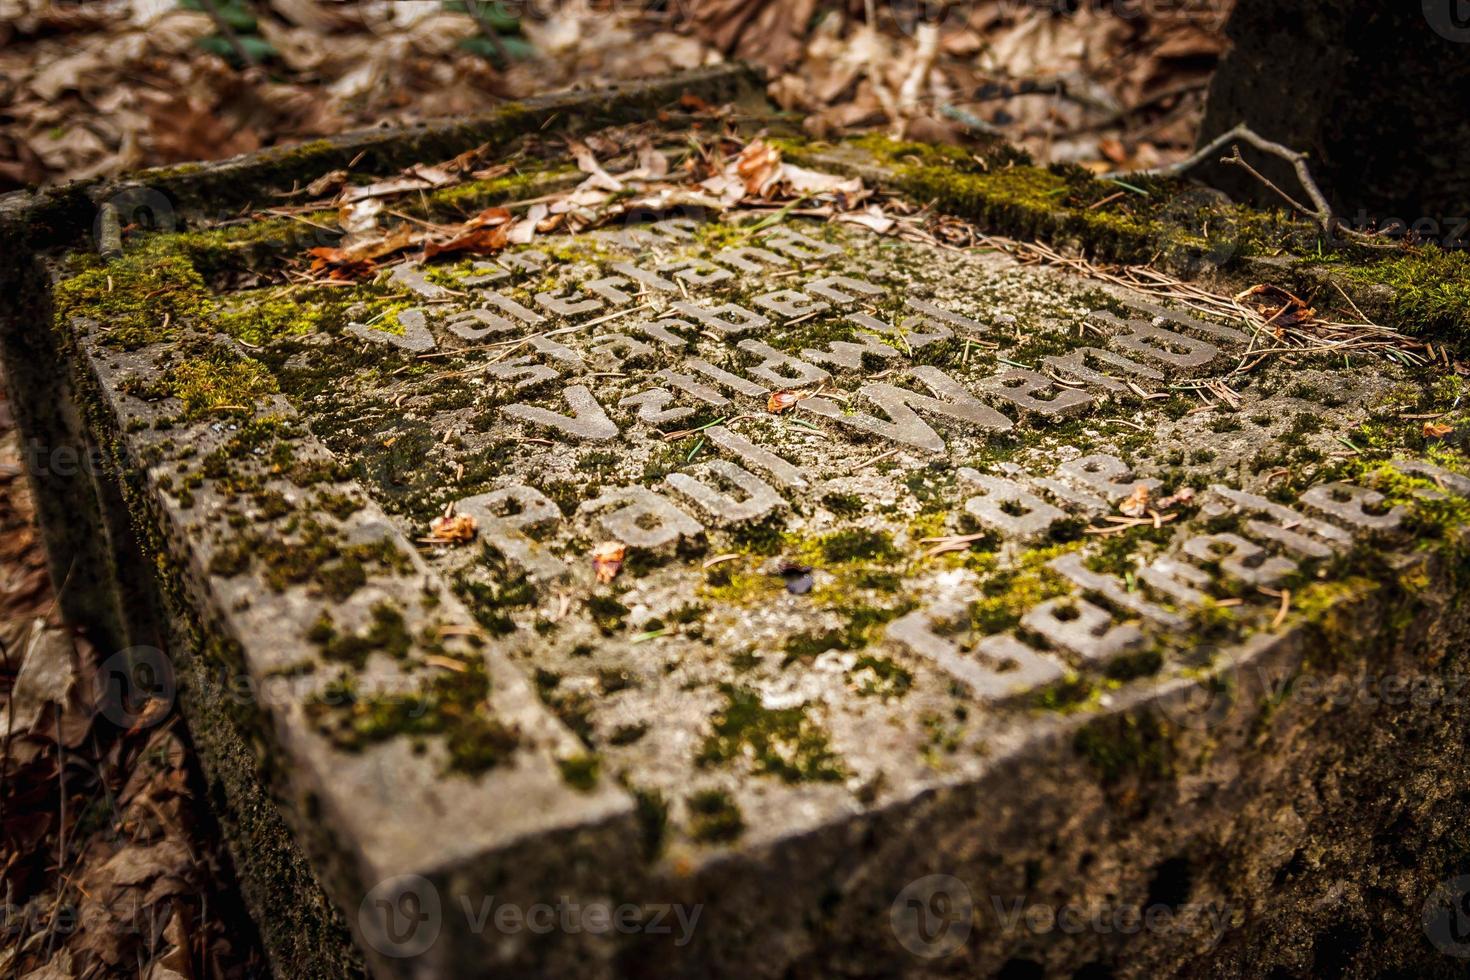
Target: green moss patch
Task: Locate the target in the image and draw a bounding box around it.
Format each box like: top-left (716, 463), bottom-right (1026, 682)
top-left (696, 683), bottom-right (844, 783)
top-left (307, 601), bottom-right (412, 667)
top-left (209, 517), bottom-right (412, 601)
top-left (305, 657), bottom-right (521, 776)
top-left (557, 753), bottom-right (601, 791)
top-left (686, 789), bottom-right (745, 843)
top-left (166, 348), bottom-right (279, 417)
top-left (55, 246), bottom-right (212, 348)
top-left (781, 133), bottom-right (1284, 267)
top-left (1338, 248), bottom-right (1470, 338)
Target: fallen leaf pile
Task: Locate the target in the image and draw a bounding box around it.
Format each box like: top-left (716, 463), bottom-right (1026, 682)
top-left (0, 385), bottom-right (259, 978)
top-left (2, 1), bottom-right (1231, 193)
top-left (0, 0), bottom-right (711, 192)
top-left (693, 0), bottom-right (1232, 169)
top-left (289, 131), bottom-right (888, 282)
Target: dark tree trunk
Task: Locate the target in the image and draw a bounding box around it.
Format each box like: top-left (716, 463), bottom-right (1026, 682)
top-left (1198, 0), bottom-right (1470, 234)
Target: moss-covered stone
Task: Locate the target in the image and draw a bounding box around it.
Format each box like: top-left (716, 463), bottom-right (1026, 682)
top-left (696, 684), bottom-right (844, 783)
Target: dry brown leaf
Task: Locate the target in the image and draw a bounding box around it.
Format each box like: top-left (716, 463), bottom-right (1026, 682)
top-left (305, 168), bottom-right (349, 197)
top-left (422, 206), bottom-right (515, 259)
top-left (342, 163), bottom-right (456, 203)
top-left (1098, 137), bottom-right (1128, 164)
top-left (427, 513), bottom-right (479, 544)
top-left (767, 389), bottom-right (805, 413)
top-left (1424, 421), bottom-right (1455, 439)
top-left (592, 541), bottom-right (626, 583)
top-left (569, 138), bottom-right (624, 192)
top-left (1153, 487), bottom-right (1196, 511)
top-left (1119, 484), bottom-right (1151, 518)
top-left (103, 838), bottom-right (194, 888)
top-left (306, 246), bottom-right (376, 280)
top-left (837, 204), bottom-right (897, 237)
top-left (734, 138), bottom-right (782, 197)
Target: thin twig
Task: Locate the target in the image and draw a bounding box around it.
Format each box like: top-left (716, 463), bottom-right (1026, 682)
top-left (1221, 146), bottom-right (1313, 217)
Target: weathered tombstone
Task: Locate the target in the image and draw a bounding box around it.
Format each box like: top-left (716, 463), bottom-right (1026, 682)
top-left (1198, 0), bottom-right (1470, 228)
top-left (5, 64), bottom-right (1470, 979)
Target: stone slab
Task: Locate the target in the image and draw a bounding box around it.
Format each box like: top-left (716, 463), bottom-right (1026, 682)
top-left (6, 66), bottom-right (1470, 979)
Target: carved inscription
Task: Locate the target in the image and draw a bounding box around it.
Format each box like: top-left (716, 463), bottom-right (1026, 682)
top-left (315, 215), bottom-right (1461, 719)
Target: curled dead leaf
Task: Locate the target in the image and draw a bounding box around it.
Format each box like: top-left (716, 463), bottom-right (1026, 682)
top-left (422, 206), bottom-right (516, 258)
top-left (306, 246), bottom-right (377, 281)
top-left (734, 138), bottom-right (783, 197)
top-left (592, 541), bottom-right (626, 583)
top-left (767, 389), bottom-right (805, 413)
top-left (1423, 421), bottom-right (1455, 439)
top-left (1119, 484), bottom-right (1151, 518)
top-left (427, 513), bottom-right (478, 544)
top-left (1153, 487), bottom-right (1196, 511)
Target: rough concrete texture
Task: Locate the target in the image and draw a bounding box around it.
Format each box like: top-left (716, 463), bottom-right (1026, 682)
top-left (5, 65), bottom-right (1470, 979)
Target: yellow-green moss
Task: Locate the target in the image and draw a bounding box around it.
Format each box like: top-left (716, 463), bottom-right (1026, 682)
top-left (782, 133), bottom-right (1293, 267)
top-left (696, 683), bottom-right (844, 783)
top-left (215, 288), bottom-right (335, 345)
top-left (54, 245), bottom-right (212, 348)
top-left (1339, 248), bottom-right (1470, 337)
top-left (413, 165), bottom-right (577, 216)
top-left (971, 541), bottom-right (1080, 635)
top-left (167, 349), bottom-right (279, 417)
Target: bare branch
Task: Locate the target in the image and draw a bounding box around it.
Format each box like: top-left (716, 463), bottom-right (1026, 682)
top-left (1106, 122), bottom-right (1396, 247)
top-left (1220, 146), bottom-right (1313, 217)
